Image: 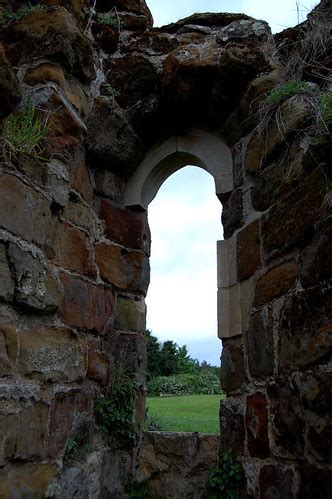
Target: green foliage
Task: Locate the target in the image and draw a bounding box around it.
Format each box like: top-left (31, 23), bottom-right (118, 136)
top-left (203, 452), bottom-right (244, 499)
top-left (144, 409), bottom-right (163, 431)
top-left (63, 437), bottom-right (78, 462)
top-left (148, 372), bottom-right (222, 397)
top-left (100, 83), bottom-right (121, 99)
top-left (319, 90), bottom-right (332, 126)
top-left (1, 3), bottom-right (45, 25)
top-left (144, 331), bottom-right (200, 380)
top-left (267, 80), bottom-right (312, 104)
top-left (0, 99), bottom-right (51, 162)
top-left (96, 12), bottom-right (121, 29)
top-left (95, 371), bottom-right (138, 449)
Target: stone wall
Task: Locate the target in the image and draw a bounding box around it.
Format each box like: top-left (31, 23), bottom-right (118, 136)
top-left (0, 0), bottom-right (331, 497)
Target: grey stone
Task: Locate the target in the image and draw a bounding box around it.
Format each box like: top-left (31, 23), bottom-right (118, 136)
top-left (0, 243), bottom-right (15, 301)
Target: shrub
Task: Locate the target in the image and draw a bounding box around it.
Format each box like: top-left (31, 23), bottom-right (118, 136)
top-left (319, 90), bottom-right (332, 126)
top-left (100, 83), bottom-right (120, 99)
top-left (148, 372), bottom-right (222, 397)
top-left (202, 451), bottom-right (244, 499)
top-left (95, 371), bottom-right (138, 449)
top-left (0, 99), bottom-right (51, 162)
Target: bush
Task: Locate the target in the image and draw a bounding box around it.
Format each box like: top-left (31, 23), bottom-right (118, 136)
top-left (148, 372), bottom-right (222, 397)
top-left (1, 3), bottom-right (45, 26)
top-left (267, 80), bottom-right (312, 104)
top-left (202, 451), bottom-right (244, 499)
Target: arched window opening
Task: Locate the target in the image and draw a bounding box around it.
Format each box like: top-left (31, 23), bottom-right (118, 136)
top-left (145, 165), bottom-right (223, 434)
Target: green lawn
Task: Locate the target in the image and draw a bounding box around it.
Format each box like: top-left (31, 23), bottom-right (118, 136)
top-left (146, 394), bottom-right (224, 434)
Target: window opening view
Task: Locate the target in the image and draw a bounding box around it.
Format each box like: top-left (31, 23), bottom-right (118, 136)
top-left (145, 166), bottom-right (225, 434)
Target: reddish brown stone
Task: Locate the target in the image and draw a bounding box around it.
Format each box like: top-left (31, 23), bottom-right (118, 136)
top-left (262, 168), bottom-right (326, 256)
top-left (99, 199), bottom-right (151, 255)
top-left (47, 220), bottom-right (96, 277)
top-left (220, 337), bottom-right (246, 394)
top-left (300, 222), bottom-right (332, 288)
top-left (0, 175), bottom-right (52, 247)
top-left (254, 260), bottom-right (299, 306)
top-left (245, 308), bottom-right (274, 380)
top-left (259, 465), bottom-right (297, 499)
top-left (115, 295), bottom-right (146, 333)
top-left (92, 23), bottom-right (119, 54)
top-left (0, 243), bottom-right (14, 302)
top-left (60, 273), bottom-right (114, 333)
top-left (95, 243), bottom-right (150, 295)
top-left (220, 397), bottom-right (245, 454)
top-left (279, 287), bottom-right (332, 374)
top-left (47, 389), bottom-right (93, 459)
top-left (237, 220), bottom-right (261, 281)
top-left (87, 349), bottom-right (110, 386)
top-left (15, 402), bottom-right (49, 460)
top-left (70, 150), bottom-right (94, 204)
top-left (246, 393), bottom-right (270, 458)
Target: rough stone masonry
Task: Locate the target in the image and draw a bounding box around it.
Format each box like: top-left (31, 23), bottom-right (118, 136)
top-left (0, 0), bottom-right (331, 497)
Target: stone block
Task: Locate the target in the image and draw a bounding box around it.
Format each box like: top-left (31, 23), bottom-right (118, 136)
top-left (7, 243), bottom-right (63, 311)
top-left (218, 285), bottom-right (241, 338)
top-left (87, 349), bottom-right (110, 386)
top-left (298, 466), bottom-right (332, 499)
top-left (3, 7), bottom-right (95, 82)
top-left (86, 97), bottom-right (144, 174)
top-left (15, 402), bottom-right (49, 460)
top-left (300, 222), bottom-right (332, 288)
top-left (278, 287), bottom-right (332, 374)
top-left (60, 273), bottom-right (114, 333)
top-left (47, 220), bottom-right (96, 277)
top-left (267, 381), bottom-right (304, 458)
top-left (0, 174), bottom-right (52, 246)
top-left (237, 219), bottom-right (261, 281)
top-left (220, 397), bottom-right (245, 454)
top-left (259, 465), bottom-right (297, 499)
top-left (0, 319), bottom-right (17, 378)
top-left (262, 168), bottom-right (326, 256)
top-left (0, 43), bottom-right (21, 119)
top-left (18, 326), bottom-right (86, 382)
top-left (220, 337), bottom-right (246, 393)
top-left (115, 295), bottom-right (146, 333)
top-left (62, 198), bottom-right (99, 237)
top-left (0, 464), bottom-right (55, 498)
top-left (217, 237), bottom-right (237, 289)
top-left (254, 260), bottom-right (299, 306)
top-left (299, 370), bottom-right (332, 463)
top-left (105, 331), bottom-right (146, 388)
top-left (0, 243), bottom-right (14, 302)
top-left (221, 188), bottom-right (244, 238)
top-left (245, 393), bottom-right (270, 459)
top-left (47, 388), bottom-right (93, 459)
top-left (245, 308), bottom-right (274, 381)
top-left (95, 243), bottom-right (150, 295)
top-left (94, 170), bottom-right (126, 202)
top-left (99, 199), bottom-right (151, 255)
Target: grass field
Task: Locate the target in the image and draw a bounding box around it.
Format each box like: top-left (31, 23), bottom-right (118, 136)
top-left (146, 394), bottom-right (224, 434)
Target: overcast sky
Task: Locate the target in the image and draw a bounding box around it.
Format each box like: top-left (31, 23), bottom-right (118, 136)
top-left (144, 0), bottom-right (319, 366)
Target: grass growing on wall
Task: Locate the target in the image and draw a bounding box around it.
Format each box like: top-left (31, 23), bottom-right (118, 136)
top-left (146, 394), bottom-right (224, 434)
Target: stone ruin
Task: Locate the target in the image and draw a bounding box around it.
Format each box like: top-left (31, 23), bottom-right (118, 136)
top-left (0, 0), bottom-right (331, 497)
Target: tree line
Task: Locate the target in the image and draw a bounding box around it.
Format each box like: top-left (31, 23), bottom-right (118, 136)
top-left (144, 330), bottom-right (219, 380)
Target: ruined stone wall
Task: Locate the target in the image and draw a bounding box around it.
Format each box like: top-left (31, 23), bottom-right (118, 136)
top-left (0, 0), bottom-right (331, 497)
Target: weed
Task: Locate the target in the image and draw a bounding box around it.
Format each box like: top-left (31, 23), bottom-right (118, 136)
top-left (122, 475), bottom-right (150, 499)
top-left (95, 371), bottom-right (138, 449)
top-left (100, 83), bottom-right (120, 99)
top-left (0, 99), bottom-right (51, 162)
top-left (97, 13), bottom-right (121, 29)
top-left (0, 3), bottom-right (45, 26)
top-left (202, 451), bottom-right (244, 499)
top-left (63, 437), bottom-right (78, 462)
top-left (267, 80), bottom-right (312, 104)
top-left (318, 90), bottom-right (332, 127)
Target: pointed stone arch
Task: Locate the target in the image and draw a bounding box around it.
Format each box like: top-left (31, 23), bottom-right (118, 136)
top-left (124, 129), bottom-right (233, 210)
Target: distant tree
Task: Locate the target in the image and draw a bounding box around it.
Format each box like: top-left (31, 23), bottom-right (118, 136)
top-left (177, 345), bottom-right (199, 374)
top-left (144, 329), bottom-right (162, 379)
top-left (160, 340), bottom-right (179, 376)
